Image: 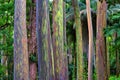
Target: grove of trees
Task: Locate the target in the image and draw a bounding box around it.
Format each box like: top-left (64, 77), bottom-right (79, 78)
top-left (0, 0), bottom-right (120, 80)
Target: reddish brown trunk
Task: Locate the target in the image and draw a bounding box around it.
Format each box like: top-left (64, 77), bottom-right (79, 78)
top-left (29, 63), bottom-right (37, 80)
top-left (96, 0), bottom-right (108, 80)
top-left (27, 0), bottom-right (37, 80)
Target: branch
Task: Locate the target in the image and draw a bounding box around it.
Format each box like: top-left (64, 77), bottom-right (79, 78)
top-left (0, 23), bottom-right (11, 30)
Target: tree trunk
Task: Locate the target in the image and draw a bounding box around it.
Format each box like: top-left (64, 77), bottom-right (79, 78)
top-left (1, 35), bottom-right (8, 80)
top-left (14, 0), bottom-right (29, 80)
top-left (72, 0), bottom-right (83, 80)
top-left (52, 0), bottom-right (68, 80)
top-left (63, 2), bottom-right (69, 80)
top-left (116, 47), bottom-right (119, 77)
top-left (27, 0), bottom-right (37, 80)
top-left (86, 0), bottom-right (94, 80)
top-left (36, 0), bottom-right (55, 79)
top-left (96, 0), bottom-right (108, 80)
top-left (106, 38), bottom-right (110, 77)
top-left (114, 33), bottom-right (119, 77)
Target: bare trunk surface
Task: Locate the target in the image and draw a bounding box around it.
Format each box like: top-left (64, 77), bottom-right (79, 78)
top-left (27, 1), bottom-right (37, 80)
top-left (52, 0), bottom-right (68, 80)
top-left (72, 0), bottom-right (83, 80)
top-left (14, 0), bottom-right (29, 80)
top-left (96, 0), bottom-right (108, 80)
top-left (86, 0), bottom-right (94, 80)
top-left (36, 0), bottom-right (55, 79)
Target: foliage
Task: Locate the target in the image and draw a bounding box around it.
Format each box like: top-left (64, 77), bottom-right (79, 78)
top-left (105, 4), bottom-right (120, 51)
top-left (104, 3), bottom-right (120, 75)
top-left (109, 76), bottom-right (120, 80)
top-left (0, 0), bottom-right (14, 79)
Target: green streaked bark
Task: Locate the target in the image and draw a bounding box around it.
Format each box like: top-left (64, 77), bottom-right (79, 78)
top-left (52, 0), bottom-right (68, 80)
top-left (96, 0), bottom-right (108, 80)
top-left (63, 2), bottom-right (69, 80)
top-left (14, 0), bottom-right (29, 80)
top-left (36, 0), bottom-right (55, 79)
top-left (72, 0), bottom-right (83, 80)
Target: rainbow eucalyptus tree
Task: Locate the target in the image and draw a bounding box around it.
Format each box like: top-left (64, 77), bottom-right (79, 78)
top-left (72, 0), bottom-right (83, 80)
top-left (96, 0), bottom-right (108, 80)
top-left (27, 0), bottom-right (37, 80)
top-left (14, 0), bottom-right (29, 80)
top-left (36, 0), bottom-right (55, 79)
top-left (86, 0), bottom-right (94, 80)
top-left (52, 0), bottom-right (68, 80)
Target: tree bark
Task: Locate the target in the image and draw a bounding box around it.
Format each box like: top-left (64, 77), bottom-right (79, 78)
top-left (27, 1), bottom-right (37, 80)
top-left (36, 0), bottom-right (55, 79)
top-left (72, 0), bottom-right (83, 80)
top-left (96, 0), bottom-right (108, 80)
top-left (52, 0), bottom-right (68, 80)
top-left (14, 0), bottom-right (29, 80)
top-left (63, 2), bottom-right (69, 80)
top-left (86, 0), bottom-right (94, 80)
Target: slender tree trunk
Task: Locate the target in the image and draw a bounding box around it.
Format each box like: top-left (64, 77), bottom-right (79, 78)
top-left (116, 48), bottom-right (119, 77)
top-left (96, 0), bottom-right (108, 80)
top-left (72, 0), bottom-right (83, 80)
top-left (36, 0), bottom-right (55, 79)
top-left (28, 0), bottom-right (37, 80)
top-left (106, 38), bottom-right (110, 77)
top-left (63, 2), bottom-right (69, 80)
top-left (115, 33), bottom-right (119, 77)
top-left (86, 0), bottom-right (94, 80)
top-left (14, 0), bottom-right (29, 80)
top-left (52, 0), bottom-right (68, 80)
top-left (1, 35), bottom-right (8, 80)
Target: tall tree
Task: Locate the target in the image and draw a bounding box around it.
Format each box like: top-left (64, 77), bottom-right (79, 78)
top-left (96, 0), bottom-right (108, 80)
top-left (36, 0), bottom-right (55, 79)
top-left (86, 0), bottom-right (94, 80)
top-left (63, 2), bottom-right (69, 80)
top-left (14, 0), bottom-right (29, 80)
top-left (52, 0), bottom-right (68, 80)
top-left (72, 0), bottom-right (83, 80)
top-left (27, 0), bottom-right (37, 80)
